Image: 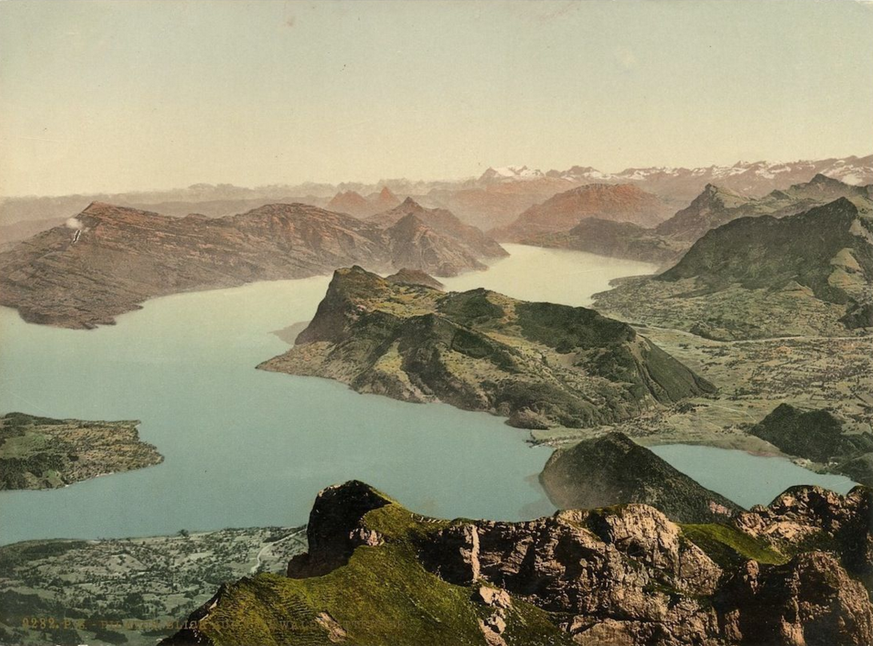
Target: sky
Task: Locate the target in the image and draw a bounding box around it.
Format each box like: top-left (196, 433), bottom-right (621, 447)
top-left (1, 0), bottom-right (872, 197)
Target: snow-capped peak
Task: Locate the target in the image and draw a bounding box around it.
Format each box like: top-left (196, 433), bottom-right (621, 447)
top-left (479, 166), bottom-right (546, 182)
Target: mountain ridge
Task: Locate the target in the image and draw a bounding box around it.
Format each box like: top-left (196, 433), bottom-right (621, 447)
top-left (0, 201), bottom-right (504, 328)
top-left (594, 198), bottom-right (873, 339)
top-left (162, 480), bottom-right (873, 646)
top-left (259, 266), bottom-right (714, 429)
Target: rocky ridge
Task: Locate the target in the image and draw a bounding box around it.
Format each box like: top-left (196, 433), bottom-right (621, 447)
top-left (163, 480), bottom-right (873, 646)
top-left (523, 175), bottom-right (873, 269)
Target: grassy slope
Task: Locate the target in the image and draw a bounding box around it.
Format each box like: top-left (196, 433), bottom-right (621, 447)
top-left (197, 505), bottom-right (574, 646)
top-left (680, 524), bottom-right (787, 568)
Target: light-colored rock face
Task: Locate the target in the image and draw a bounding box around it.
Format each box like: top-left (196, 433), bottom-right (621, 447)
top-left (736, 486), bottom-right (867, 542)
top-left (165, 482), bottom-right (873, 646)
top-left (415, 485), bottom-right (873, 646)
top-left (593, 504), bottom-right (722, 595)
top-left (420, 506), bottom-right (725, 644)
top-left (719, 552), bottom-right (873, 646)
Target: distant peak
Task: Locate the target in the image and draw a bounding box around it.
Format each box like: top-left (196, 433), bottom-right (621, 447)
top-left (83, 200), bottom-right (113, 212)
top-left (807, 173), bottom-right (842, 186)
top-left (694, 183), bottom-right (736, 202)
top-left (400, 196), bottom-right (422, 208)
top-left (379, 186), bottom-right (396, 198)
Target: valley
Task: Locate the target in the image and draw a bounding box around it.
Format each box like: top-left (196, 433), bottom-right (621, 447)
top-left (0, 526), bottom-right (306, 646)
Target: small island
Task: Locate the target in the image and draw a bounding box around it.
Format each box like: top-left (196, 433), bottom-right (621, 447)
top-left (0, 412), bottom-right (164, 490)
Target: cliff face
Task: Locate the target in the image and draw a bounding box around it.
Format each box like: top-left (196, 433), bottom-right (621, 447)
top-left (259, 266), bottom-right (714, 429)
top-left (0, 201), bottom-right (504, 329)
top-left (540, 432), bottom-right (741, 523)
top-left (163, 481), bottom-right (873, 646)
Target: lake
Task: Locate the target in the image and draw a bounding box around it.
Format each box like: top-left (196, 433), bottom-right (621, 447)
top-left (650, 444), bottom-right (856, 509)
top-left (0, 245), bottom-right (855, 544)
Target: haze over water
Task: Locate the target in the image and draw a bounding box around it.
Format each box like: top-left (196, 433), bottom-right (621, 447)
top-left (0, 246), bottom-right (855, 545)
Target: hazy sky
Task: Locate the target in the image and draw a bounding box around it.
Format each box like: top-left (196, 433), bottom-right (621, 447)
top-left (1, 0), bottom-right (871, 196)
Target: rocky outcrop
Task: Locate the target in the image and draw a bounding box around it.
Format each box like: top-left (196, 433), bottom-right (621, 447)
top-left (164, 481), bottom-right (873, 646)
top-left (540, 432), bottom-right (741, 523)
top-left (259, 266), bottom-right (714, 429)
top-left (717, 552), bottom-right (873, 646)
top-left (286, 480), bottom-right (390, 578)
top-left (0, 201), bottom-right (503, 328)
top-left (734, 486), bottom-right (873, 588)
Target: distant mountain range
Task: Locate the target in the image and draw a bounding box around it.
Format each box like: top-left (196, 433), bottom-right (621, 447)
top-left (326, 186), bottom-right (402, 217)
top-left (594, 197), bottom-right (873, 339)
top-left (525, 174), bottom-right (873, 268)
top-left (491, 183), bottom-right (673, 241)
top-left (479, 156), bottom-right (873, 201)
top-left (0, 200), bottom-right (504, 329)
top-left (259, 266), bottom-right (713, 429)
top-left (3, 154), bottom-right (869, 241)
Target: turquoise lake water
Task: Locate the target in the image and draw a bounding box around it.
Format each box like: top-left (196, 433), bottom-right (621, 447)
top-left (0, 245), bottom-right (856, 544)
top-left (650, 444), bottom-right (856, 509)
